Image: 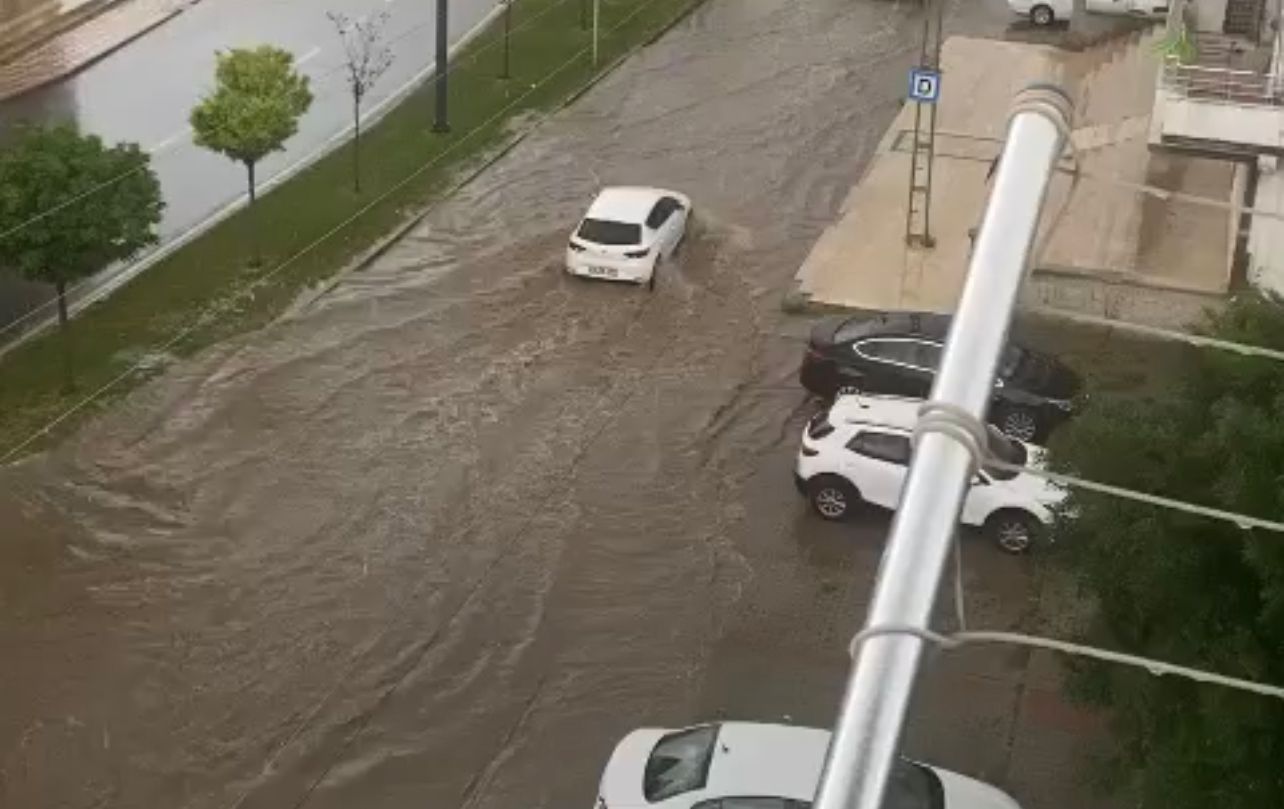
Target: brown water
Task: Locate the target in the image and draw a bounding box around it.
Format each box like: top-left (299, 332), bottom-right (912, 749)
top-left (0, 2), bottom-right (1014, 807)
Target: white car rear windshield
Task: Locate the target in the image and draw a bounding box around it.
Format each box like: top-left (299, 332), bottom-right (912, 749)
top-left (578, 218), bottom-right (642, 245)
top-left (643, 725), bottom-right (719, 802)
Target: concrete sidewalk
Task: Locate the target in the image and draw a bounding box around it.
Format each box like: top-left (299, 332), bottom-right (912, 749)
top-left (790, 33), bottom-right (1235, 327)
top-left (0, 0), bottom-right (185, 102)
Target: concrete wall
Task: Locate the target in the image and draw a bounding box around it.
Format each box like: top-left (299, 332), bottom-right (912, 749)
top-left (1194, 0), bottom-right (1229, 30)
top-left (1249, 156), bottom-right (1284, 293)
top-left (1157, 90), bottom-right (1284, 149)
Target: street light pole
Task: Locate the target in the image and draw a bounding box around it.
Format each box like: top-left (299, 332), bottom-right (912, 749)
top-left (500, 0), bottom-right (512, 79)
top-left (592, 0), bottom-right (599, 66)
top-left (433, 0), bottom-right (450, 132)
top-left (810, 83), bottom-right (1073, 809)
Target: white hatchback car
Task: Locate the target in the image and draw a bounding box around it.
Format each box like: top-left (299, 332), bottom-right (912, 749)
top-left (794, 395), bottom-right (1065, 553)
top-left (595, 722), bottom-right (1021, 809)
top-left (567, 186), bottom-right (691, 289)
top-left (1008, 0), bottom-right (1167, 26)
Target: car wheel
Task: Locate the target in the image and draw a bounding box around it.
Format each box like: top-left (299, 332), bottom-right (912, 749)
top-left (998, 405), bottom-right (1040, 442)
top-left (807, 475), bottom-right (860, 521)
top-left (986, 510), bottom-right (1037, 554)
top-left (1030, 4), bottom-right (1054, 25)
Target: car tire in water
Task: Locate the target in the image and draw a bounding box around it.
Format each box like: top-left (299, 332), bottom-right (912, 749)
top-left (1031, 4), bottom-right (1054, 25)
top-left (998, 405), bottom-right (1041, 443)
top-left (807, 475), bottom-right (860, 522)
top-left (986, 509), bottom-right (1037, 554)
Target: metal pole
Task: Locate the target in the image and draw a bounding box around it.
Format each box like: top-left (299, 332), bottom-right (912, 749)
top-left (592, 0), bottom-right (599, 66)
top-left (810, 83), bottom-right (1073, 809)
top-left (500, 0), bottom-right (512, 79)
top-left (433, 0), bottom-right (450, 132)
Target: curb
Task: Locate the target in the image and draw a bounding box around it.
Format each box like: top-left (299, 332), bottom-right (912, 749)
top-left (294, 0), bottom-right (711, 314)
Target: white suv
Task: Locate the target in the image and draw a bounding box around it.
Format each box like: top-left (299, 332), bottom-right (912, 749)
top-left (794, 395), bottom-right (1065, 553)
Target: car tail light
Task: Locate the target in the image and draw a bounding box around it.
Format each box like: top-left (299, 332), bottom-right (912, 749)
top-left (801, 445), bottom-right (819, 457)
top-left (624, 247), bottom-right (650, 258)
top-left (569, 241), bottom-right (586, 252)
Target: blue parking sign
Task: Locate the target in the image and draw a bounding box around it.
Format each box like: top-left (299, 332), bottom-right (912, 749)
top-left (908, 67), bottom-right (941, 104)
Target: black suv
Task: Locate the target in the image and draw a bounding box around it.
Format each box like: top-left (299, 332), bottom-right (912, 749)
top-left (798, 312), bottom-right (1081, 442)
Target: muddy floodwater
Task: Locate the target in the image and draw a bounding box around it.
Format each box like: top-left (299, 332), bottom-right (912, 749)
top-left (0, 2), bottom-right (1030, 808)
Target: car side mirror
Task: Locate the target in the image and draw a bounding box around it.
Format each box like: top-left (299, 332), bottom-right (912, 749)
top-left (971, 474), bottom-right (988, 486)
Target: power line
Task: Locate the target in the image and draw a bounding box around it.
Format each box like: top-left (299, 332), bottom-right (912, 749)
top-left (0, 0), bottom-right (578, 343)
top-left (1024, 306), bottom-right (1284, 363)
top-left (851, 625), bottom-right (1284, 702)
top-left (986, 457), bottom-right (1284, 534)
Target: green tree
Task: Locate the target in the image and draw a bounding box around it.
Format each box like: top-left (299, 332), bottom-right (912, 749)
top-left (190, 45), bottom-right (313, 208)
top-left (1048, 295), bottom-right (1284, 808)
top-left (0, 125), bottom-right (163, 387)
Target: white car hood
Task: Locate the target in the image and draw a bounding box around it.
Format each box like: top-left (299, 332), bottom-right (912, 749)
top-left (598, 728), bottom-right (666, 808)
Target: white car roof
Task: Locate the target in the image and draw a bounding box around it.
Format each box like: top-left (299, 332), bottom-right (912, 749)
top-left (704, 722), bottom-right (830, 802)
top-left (586, 186), bottom-right (673, 224)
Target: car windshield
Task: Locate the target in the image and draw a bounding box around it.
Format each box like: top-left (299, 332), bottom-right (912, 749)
top-left (883, 761), bottom-right (943, 809)
top-left (984, 425), bottom-right (1028, 481)
top-left (577, 217), bottom-right (642, 245)
top-left (644, 725), bottom-right (720, 802)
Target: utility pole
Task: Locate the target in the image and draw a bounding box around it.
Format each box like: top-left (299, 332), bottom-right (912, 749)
top-left (500, 0), bottom-right (512, 79)
top-left (433, 0), bottom-right (450, 132)
top-left (811, 83), bottom-right (1073, 809)
top-left (592, 0), bottom-right (600, 66)
top-left (905, 0), bottom-right (945, 247)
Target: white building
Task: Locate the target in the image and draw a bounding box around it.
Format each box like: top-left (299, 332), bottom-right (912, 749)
top-left (1150, 0), bottom-right (1284, 292)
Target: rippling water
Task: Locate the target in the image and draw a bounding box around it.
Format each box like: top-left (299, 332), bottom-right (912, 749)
top-left (0, 2), bottom-right (1012, 807)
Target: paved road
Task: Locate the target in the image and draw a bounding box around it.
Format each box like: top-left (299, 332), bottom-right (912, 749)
top-left (0, 0), bottom-right (498, 242)
top-left (0, 2), bottom-right (1114, 808)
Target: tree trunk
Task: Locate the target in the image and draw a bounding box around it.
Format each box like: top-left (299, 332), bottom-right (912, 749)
top-left (353, 92), bottom-right (362, 194)
top-left (56, 280), bottom-right (73, 391)
top-left (245, 161), bottom-right (260, 266)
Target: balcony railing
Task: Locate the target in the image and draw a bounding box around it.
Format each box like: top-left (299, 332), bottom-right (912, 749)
top-left (1163, 58), bottom-right (1284, 106)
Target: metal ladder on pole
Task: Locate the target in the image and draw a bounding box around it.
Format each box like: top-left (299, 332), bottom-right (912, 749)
top-left (905, 0), bottom-right (945, 248)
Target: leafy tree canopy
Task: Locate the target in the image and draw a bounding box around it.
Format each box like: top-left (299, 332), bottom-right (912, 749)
top-left (190, 45), bottom-right (314, 168)
top-left (0, 125), bottom-right (162, 287)
top-left (1049, 295), bottom-right (1284, 808)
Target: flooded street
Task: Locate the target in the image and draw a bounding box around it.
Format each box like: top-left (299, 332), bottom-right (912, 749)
top-left (0, 2), bottom-right (1083, 808)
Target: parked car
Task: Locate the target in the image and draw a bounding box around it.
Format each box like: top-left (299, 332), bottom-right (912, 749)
top-left (594, 721), bottom-right (1022, 809)
top-left (1007, 0), bottom-right (1168, 26)
top-left (798, 311), bottom-right (1080, 442)
top-left (566, 186), bottom-right (691, 289)
top-left (794, 394), bottom-right (1065, 552)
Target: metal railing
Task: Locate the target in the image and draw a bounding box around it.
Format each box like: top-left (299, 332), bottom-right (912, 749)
top-left (1162, 57), bottom-right (1284, 106)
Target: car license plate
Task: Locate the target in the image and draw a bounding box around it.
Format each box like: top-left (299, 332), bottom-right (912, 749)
top-left (585, 265), bottom-right (617, 278)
